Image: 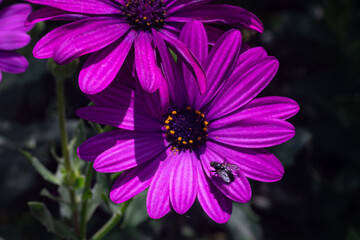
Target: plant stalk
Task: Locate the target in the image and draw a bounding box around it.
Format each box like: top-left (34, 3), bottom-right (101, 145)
top-left (90, 200), bottom-right (132, 240)
top-left (55, 76), bottom-right (79, 234)
top-left (79, 162), bottom-right (94, 240)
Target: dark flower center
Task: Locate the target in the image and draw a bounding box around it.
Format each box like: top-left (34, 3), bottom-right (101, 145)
top-left (164, 107), bottom-right (208, 152)
top-left (121, 0), bottom-right (166, 30)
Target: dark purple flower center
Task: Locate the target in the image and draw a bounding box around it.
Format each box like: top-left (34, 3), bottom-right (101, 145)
top-left (164, 107), bottom-right (208, 152)
top-left (121, 0), bottom-right (166, 31)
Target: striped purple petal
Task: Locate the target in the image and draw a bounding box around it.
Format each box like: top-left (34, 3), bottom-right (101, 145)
top-left (208, 118), bottom-right (295, 148)
top-left (169, 151), bottom-right (198, 214)
top-left (146, 153), bottom-right (173, 218)
top-left (200, 146), bottom-right (252, 203)
top-left (76, 106), bottom-right (163, 131)
top-left (79, 30), bottom-right (135, 94)
top-left (178, 20), bottom-right (208, 108)
top-left (206, 141), bottom-right (284, 182)
top-left (93, 133), bottom-right (167, 172)
top-left (53, 18), bottom-right (129, 64)
top-left (0, 50), bottom-right (28, 73)
top-left (110, 158), bottom-right (162, 203)
top-left (26, 7), bottom-right (88, 26)
top-left (195, 156), bottom-right (232, 223)
top-left (135, 31), bottom-right (163, 93)
top-left (206, 57), bottom-right (279, 120)
top-left (24, 0), bottom-right (121, 14)
top-left (167, 4), bottom-right (263, 33)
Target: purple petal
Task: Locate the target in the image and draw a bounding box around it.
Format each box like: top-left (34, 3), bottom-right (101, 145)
top-left (195, 29), bottom-right (242, 110)
top-left (0, 4), bottom-right (32, 31)
top-left (194, 155), bottom-right (232, 223)
top-left (163, 25), bottom-right (181, 36)
top-left (234, 96), bottom-right (300, 121)
top-left (110, 158), bottom-right (162, 203)
top-left (76, 106), bottom-right (163, 131)
top-left (152, 29), bottom-right (187, 107)
top-left (134, 78), bottom-right (170, 117)
top-left (32, 18), bottom-right (117, 59)
top-left (26, 7), bottom-right (88, 26)
top-left (24, 0), bottom-right (121, 14)
top-left (134, 31), bottom-right (162, 93)
top-left (146, 153), bottom-right (173, 219)
top-left (168, 4), bottom-right (263, 33)
top-left (200, 146), bottom-right (252, 203)
top-left (235, 47), bottom-right (268, 69)
top-left (77, 129), bottom-right (134, 162)
top-left (0, 50), bottom-right (28, 73)
top-left (206, 141), bottom-right (284, 182)
top-left (165, 0), bottom-right (214, 15)
top-left (88, 71), bottom-right (135, 107)
top-left (79, 30), bottom-right (135, 94)
top-left (206, 57), bottom-right (279, 120)
top-left (169, 151), bottom-right (198, 214)
top-left (159, 30), bottom-right (207, 94)
top-left (179, 20), bottom-right (208, 66)
top-left (179, 20), bottom-right (208, 107)
top-left (93, 132), bottom-right (167, 172)
top-left (0, 71), bottom-right (2, 81)
top-left (0, 31), bottom-right (30, 50)
top-left (53, 18), bottom-right (129, 64)
top-left (208, 118), bottom-right (295, 148)
top-left (204, 25), bottom-right (224, 46)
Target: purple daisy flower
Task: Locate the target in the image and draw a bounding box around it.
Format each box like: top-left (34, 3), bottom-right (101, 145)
top-left (0, 3), bottom-right (32, 81)
top-left (25, 0), bottom-right (263, 97)
top-left (77, 21), bottom-right (299, 223)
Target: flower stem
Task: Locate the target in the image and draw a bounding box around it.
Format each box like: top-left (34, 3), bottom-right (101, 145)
top-left (90, 200), bottom-right (132, 240)
top-left (79, 162), bottom-right (94, 240)
top-left (55, 77), bottom-right (71, 174)
top-left (55, 76), bottom-right (78, 233)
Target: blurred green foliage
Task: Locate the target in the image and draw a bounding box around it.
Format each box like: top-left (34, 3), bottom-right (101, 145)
top-left (0, 0), bottom-right (359, 239)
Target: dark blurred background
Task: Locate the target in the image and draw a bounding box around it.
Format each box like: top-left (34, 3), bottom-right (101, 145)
top-left (1, 0), bottom-right (359, 239)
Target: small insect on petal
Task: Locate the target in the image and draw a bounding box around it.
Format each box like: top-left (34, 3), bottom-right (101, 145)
top-left (210, 158), bottom-right (239, 183)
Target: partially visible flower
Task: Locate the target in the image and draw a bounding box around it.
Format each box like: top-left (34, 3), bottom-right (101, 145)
top-left (25, 0), bottom-right (263, 100)
top-left (0, 3), bottom-right (32, 81)
top-left (77, 21), bottom-right (299, 223)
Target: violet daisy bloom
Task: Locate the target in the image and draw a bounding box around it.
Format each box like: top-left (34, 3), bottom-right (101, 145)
top-left (25, 0), bottom-right (263, 98)
top-left (77, 21), bottom-right (299, 223)
top-left (0, 3), bottom-right (32, 81)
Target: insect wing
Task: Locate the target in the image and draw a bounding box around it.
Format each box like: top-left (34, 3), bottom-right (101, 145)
top-left (226, 163), bottom-right (240, 172)
top-left (218, 170), bottom-right (231, 183)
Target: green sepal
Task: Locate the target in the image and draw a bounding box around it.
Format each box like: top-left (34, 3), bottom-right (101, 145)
top-left (75, 175), bottom-right (85, 189)
top-left (47, 58), bottom-right (79, 80)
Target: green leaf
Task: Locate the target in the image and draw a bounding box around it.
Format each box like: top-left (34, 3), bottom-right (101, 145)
top-left (28, 201), bottom-right (55, 232)
top-left (28, 201), bottom-right (76, 239)
top-left (58, 185), bottom-right (72, 220)
top-left (21, 150), bottom-right (61, 185)
top-left (87, 172), bottom-right (109, 221)
top-left (227, 204), bottom-right (263, 240)
top-left (69, 119), bottom-right (86, 171)
top-left (50, 144), bottom-right (62, 163)
top-left (40, 188), bottom-right (60, 202)
top-left (122, 190), bottom-right (149, 228)
top-left (169, 48), bottom-right (177, 62)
